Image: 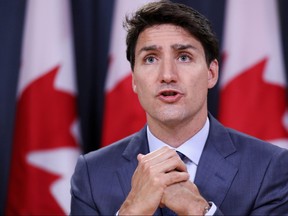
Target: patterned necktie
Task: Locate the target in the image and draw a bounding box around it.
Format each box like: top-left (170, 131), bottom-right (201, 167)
top-left (176, 151), bottom-right (186, 161)
top-left (161, 151), bottom-right (186, 216)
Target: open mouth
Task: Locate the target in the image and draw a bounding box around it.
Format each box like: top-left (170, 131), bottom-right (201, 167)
top-left (161, 91), bottom-right (178, 96)
top-left (158, 89), bottom-right (183, 103)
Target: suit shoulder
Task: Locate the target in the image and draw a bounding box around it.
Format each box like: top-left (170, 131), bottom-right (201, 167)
top-left (83, 133), bottom-right (136, 163)
top-left (225, 127), bottom-right (287, 156)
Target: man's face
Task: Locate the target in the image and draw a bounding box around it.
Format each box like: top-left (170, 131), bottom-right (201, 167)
top-left (132, 24), bottom-right (218, 128)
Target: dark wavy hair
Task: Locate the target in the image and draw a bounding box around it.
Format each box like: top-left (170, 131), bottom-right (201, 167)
top-left (123, 0), bottom-right (219, 70)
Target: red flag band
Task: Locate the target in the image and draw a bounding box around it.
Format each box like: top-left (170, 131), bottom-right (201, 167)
top-left (219, 0), bottom-right (288, 148)
top-left (5, 0), bottom-right (80, 215)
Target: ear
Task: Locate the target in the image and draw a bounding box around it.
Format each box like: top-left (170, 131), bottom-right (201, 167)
top-left (132, 73), bottom-right (137, 93)
top-left (208, 59), bottom-right (219, 89)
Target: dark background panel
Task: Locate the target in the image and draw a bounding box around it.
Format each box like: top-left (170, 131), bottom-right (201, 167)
top-left (71, 0), bottom-right (115, 153)
top-left (279, 0), bottom-right (288, 91)
top-left (0, 0), bottom-right (26, 213)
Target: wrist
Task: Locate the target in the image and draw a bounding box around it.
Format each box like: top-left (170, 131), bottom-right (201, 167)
top-left (119, 195), bottom-right (154, 216)
top-left (119, 196), bottom-right (139, 215)
top-left (186, 200), bottom-right (211, 215)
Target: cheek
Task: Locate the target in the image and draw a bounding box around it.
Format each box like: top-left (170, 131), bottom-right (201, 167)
top-left (138, 83), bottom-right (153, 98)
top-left (132, 81), bottom-right (137, 93)
top-left (185, 75), bottom-right (208, 100)
top-left (133, 81), bottom-right (153, 111)
top-left (132, 73), bottom-right (144, 94)
top-left (133, 76), bottom-right (148, 96)
top-left (187, 71), bottom-right (208, 88)
top-left (133, 70), bottom-right (155, 90)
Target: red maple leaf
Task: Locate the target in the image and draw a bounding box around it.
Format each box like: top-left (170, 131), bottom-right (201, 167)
top-left (102, 74), bottom-right (146, 146)
top-left (219, 58), bottom-right (288, 141)
top-left (6, 66), bottom-right (78, 215)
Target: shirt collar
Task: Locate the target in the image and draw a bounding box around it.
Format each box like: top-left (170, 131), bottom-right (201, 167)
top-left (147, 118), bottom-right (210, 165)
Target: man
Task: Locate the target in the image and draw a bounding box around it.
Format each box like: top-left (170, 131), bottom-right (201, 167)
top-left (70, 1), bottom-right (288, 215)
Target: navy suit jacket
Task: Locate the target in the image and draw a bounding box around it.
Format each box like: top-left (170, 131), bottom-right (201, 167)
top-left (70, 115), bottom-right (288, 215)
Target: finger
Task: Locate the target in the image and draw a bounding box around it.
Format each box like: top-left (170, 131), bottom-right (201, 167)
top-left (164, 171), bottom-right (190, 186)
top-left (140, 147), bottom-right (187, 172)
top-left (141, 146), bottom-right (173, 162)
top-left (139, 154), bottom-right (187, 177)
top-left (156, 155), bottom-right (187, 173)
top-left (137, 153), bottom-right (144, 161)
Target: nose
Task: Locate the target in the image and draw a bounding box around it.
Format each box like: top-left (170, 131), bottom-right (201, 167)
top-left (159, 57), bottom-right (178, 83)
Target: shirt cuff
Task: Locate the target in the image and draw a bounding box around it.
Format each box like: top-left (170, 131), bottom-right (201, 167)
top-left (205, 202), bottom-right (217, 216)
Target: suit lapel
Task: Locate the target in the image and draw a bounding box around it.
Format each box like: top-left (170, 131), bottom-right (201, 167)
top-left (195, 115), bottom-right (239, 207)
top-left (116, 127), bottom-right (149, 197)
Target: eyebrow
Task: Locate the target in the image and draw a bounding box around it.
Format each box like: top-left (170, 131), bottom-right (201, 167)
top-left (137, 44), bottom-right (198, 56)
top-left (171, 44), bottom-right (198, 51)
top-left (137, 45), bottom-right (159, 56)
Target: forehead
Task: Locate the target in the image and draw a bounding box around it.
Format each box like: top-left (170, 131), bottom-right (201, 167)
top-left (135, 24), bottom-right (203, 52)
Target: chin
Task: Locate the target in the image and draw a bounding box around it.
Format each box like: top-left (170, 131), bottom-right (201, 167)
top-left (158, 111), bottom-right (186, 125)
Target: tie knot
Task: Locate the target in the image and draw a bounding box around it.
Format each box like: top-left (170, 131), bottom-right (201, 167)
top-left (176, 151), bottom-right (186, 161)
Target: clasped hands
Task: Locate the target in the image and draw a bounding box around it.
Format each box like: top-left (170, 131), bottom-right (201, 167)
top-left (119, 146), bottom-right (209, 215)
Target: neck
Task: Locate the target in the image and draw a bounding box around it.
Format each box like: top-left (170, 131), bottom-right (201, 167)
top-left (147, 112), bottom-right (208, 148)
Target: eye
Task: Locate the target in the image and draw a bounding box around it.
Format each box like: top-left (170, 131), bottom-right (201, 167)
top-left (178, 54), bottom-right (191, 63)
top-left (144, 56), bottom-right (157, 64)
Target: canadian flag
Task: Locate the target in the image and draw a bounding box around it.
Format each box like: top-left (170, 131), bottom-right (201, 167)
top-left (102, 0), bottom-right (155, 147)
top-left (5, 0), bottom-right (80, 215)
top-left (219, 0), bottom-right (288, 149)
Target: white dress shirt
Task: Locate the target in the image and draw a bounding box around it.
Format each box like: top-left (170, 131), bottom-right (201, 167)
top-left (147, 118), bottom-right (209, 182)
